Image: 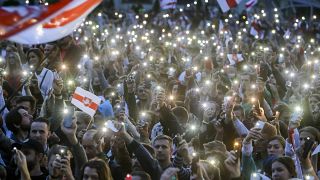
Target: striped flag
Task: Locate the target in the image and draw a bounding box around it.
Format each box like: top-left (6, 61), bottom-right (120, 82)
top-left (71, 87), bottom-right (101, 117)
top-left (0, 0), bottom-right (102, 44)
top-left (217, 0), bottom-right (242, 13)
top-left (160, 0), bottom-right (177, 10)
top-left (245, 0), bottom-right (258, 10)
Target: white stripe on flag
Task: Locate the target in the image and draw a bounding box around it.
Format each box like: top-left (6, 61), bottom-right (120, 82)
top-left (7, 0), bottom-right (101, 44)
top-left (160, 0), bottom-right (177, 10)
top-left (71, 98), bottom-right (96, 117)
top-left (217, 0), bottom-right (231, 13)
top-left (71, 87), bottom-right (101, 117)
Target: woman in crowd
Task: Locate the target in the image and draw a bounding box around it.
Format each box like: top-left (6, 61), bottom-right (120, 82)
top-left (80, 159), bottom-right (113, 180)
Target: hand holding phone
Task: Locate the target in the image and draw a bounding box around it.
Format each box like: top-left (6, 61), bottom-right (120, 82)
top-left (303, 137), bottom-right (315, 159)
top-left (59, 147), bottom-right (68, 159)
top-left (233, 139), bottom-right (242, 159)
top-left (105, 120), bottom-right (119, 132)
top-left (63, 107), bottom-right (75, 128)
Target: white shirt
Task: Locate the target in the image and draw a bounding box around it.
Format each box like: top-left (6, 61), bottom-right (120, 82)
top-left (35, 68), bottom-right (54, 98)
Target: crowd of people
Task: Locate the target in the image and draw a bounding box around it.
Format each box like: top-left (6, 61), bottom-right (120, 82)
top-left (0, 1), bottom-right (320, 179)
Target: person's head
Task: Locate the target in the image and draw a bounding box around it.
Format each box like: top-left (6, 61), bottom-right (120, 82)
top-left (131, 171), bottom-right (152, 180)
top-left (5, 106), bottom-right (32, 135)
top-left (5, 45), bottom-right (21, 70)
top-left (58, 36), bottom-right (73, 49)
top-left (266, 136), bottom-right (285, 157)
top-left (172, 106), bottom-right (189, 126)
top-left (299, 126), bottom-right (320, 147)
top-left (136, 83), bottom-right (151, 100)
top-left (308, 94), bottom-right (320, 120)
top-left (47, 145), bottom-right (71, 178)
top-left (21, 139), bottom-right (44, 171)
top-left (80, 159), bottom-right (112, 180)
top-left (27, 48), bottom-right (44, 68)
top-left (15, 96), bottom-right (36, 115)
top-left (44, 43), bottom-right (59, 58)
top-left (203, 101), bottom-right (219, 120)
top-left (30, 117), bottom-right (50, 148)
top-left (82, 129), bottom-right (103, 160)
top-left (272, 157), bottom-right (297, 180)
top-left (75, 111), bottom-right (93, 133)
top-left (152, 135), bottom-right (172, 163)
top-left (273, 103), bottom-right (291, 123)
top-left (233, 104), bottom-right (245, 120)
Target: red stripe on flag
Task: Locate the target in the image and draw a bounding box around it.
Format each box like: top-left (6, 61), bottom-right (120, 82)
top-left (72, 93), bottom-right (99, 111)
top-left (0, 0), bottom-right (73, 39)
top-left (226, 0), bottom-right (237, 8)
top-left (43, 0), bottom-right (101, 28)
top-left (246, 1), bottom-right (255, 8)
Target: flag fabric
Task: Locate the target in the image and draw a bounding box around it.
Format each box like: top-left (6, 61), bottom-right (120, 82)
top-left (245, 0), bottom-right (258, 10)
top-left (217, 0), bottom-right (242, 13)
top-left (227, 54), bottom-right (244, 65)
top-left (71, 87), bottom-right (101, 117)
top-left (0, 0), bottom-right (102, 44)
top-left (250, 19), bottom-right (264, 39)
top-left (160, 0), bottom-right (177, 10)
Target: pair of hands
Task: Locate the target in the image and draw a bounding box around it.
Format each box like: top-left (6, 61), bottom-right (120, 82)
top-left (52, 155), bottom-right (74, 180)
top-left (243, 127), bottom-right (263, 144)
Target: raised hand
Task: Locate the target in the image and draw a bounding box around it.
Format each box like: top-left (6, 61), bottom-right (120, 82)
top-left (224, 150), bottom-right (241, 178)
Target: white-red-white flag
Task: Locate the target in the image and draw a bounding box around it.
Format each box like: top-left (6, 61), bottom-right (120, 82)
top-left (71, 87), bottom-right (101, 117)
top-left (0, 0), bottom-right (101, 44)
top-left (217, 0), bottom-right (242, 13)
top-left (160, 0), bottom-right (177, 10)
top-left (250, 19), bottom-right (264, 39)
top-left (245, 0), bottom-right (258, 10)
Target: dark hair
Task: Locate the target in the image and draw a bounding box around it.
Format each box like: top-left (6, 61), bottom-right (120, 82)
top-left (32, 117), bottom-right (50, 131)
top-left (299, 126), bottom-right (320, 143)
top-left (47, 145), bottom-right (67, 162)
top-left (272, 157), bottom-right (297, 178)
top-left (153, 135), bottom-right (173, 146)
top-left (131, 171), bottom-right (152, 180)
top-left (233, 105), bottom-right (245, 118)
top-left (26, 48), bottom-right (45, 64)
top-left (80, 159), bottom-right (113, 180)
top-left (267, 135), bottom-right (286, 149)
top-left (5, 106), bottom-right (25, 134)
top-left (15, 96), bottom-right (36, 112)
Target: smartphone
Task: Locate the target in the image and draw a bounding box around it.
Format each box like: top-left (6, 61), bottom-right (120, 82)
top-left (106, 120), bottom-right (119, 132)
top-left (286, 81), bottom-right (292, 87)
top-left (233, 139), bottom-right (242, 159)
top-left (290, 110), bottom-right (304, 124)
top-left (59, 146), bottom-right (68, 159)
top-left (254, 120), bottom-right (265, 130)
top-left (303, 137), bottom-right (314, 159)
top-left (63, 107), bottom-right (75, 128)
top-left (223, 96), bottom-right (231, 110)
